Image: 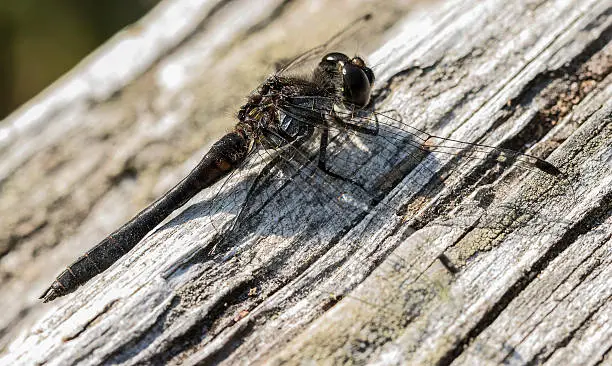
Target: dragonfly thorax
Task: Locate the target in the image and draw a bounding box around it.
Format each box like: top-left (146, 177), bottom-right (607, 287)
top-left (237, 76), bottom-right (322, 149)
top-left (236, 52), bottom-right (375, 150)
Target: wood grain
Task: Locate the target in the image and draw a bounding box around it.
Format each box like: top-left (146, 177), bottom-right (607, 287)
top-left (1, 0), bottom-right (610, 365)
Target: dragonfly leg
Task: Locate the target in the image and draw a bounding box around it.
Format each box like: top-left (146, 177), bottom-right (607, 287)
top-left (317, 127), bottom-right (367, 191)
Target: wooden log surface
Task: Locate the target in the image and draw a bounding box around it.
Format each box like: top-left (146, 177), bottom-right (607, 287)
top-left (1, 0), bottom-right (611, 365)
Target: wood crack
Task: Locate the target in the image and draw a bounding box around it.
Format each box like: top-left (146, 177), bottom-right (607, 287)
top-left (436, 190), bottom-right (612, 366)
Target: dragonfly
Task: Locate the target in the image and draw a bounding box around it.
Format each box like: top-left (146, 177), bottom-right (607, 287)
top-left (40, 15), bottom-right (562, 303)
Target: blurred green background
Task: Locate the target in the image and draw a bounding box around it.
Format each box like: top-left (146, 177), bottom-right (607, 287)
top-left (0, 0), bottom-right (160, 119)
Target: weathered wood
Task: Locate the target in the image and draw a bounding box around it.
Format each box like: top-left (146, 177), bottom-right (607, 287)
top-left (0, 0), bottom-right (409, 354)
top-left (1, 0), bottom-right (611, 365)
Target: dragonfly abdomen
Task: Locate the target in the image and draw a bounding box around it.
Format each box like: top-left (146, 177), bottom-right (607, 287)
top-left (40, 131), bottom-right (251, 302)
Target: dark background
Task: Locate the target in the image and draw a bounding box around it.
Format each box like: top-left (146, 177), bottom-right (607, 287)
top-left (0, 0), bottom-right (160, 119)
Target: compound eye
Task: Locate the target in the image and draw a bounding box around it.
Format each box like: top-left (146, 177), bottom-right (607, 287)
top-left (342, 63), bottom-right (372, 107)
top-left (350, 56), bottom-right (374, 85)
top-left (363, 66), bottom-right (375, 85)
top-left (322, 52), bottom-right (350, 64)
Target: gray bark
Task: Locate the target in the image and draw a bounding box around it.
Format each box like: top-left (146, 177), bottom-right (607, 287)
top-left (1, 0), bottom-right (611, 365)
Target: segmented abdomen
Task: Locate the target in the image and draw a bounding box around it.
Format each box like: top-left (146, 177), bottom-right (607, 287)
top-left (40, 131), bottom-right (250, 302)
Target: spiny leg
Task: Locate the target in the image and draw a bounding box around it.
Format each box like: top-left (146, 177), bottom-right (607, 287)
top-left (316, 111), bottom-right (380, 189)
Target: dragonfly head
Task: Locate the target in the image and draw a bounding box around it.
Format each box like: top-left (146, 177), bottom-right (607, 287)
top-left (320, 52), bottom-right (375, 108)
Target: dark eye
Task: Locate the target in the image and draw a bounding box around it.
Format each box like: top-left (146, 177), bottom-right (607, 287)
top-left (363, 66), bottom-right (375, 85)
top-left (350, 56), bottom-right (374, 85)
top-left (322, 52), bottom-right (350, 64)
top-left (342, 63), bottom-right (372, 107)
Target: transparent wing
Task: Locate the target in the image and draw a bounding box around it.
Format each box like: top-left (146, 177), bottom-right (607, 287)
top-left (214, 131), bottom-right (375, 264)
top-left (164, 93), bottom-right (574, 318)
top-left (270, 95), bottom-right (575, 309)
top-left (161, 125), bottom-right (375, 280)
top-left (277, 95), bottom-right (566, 224)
